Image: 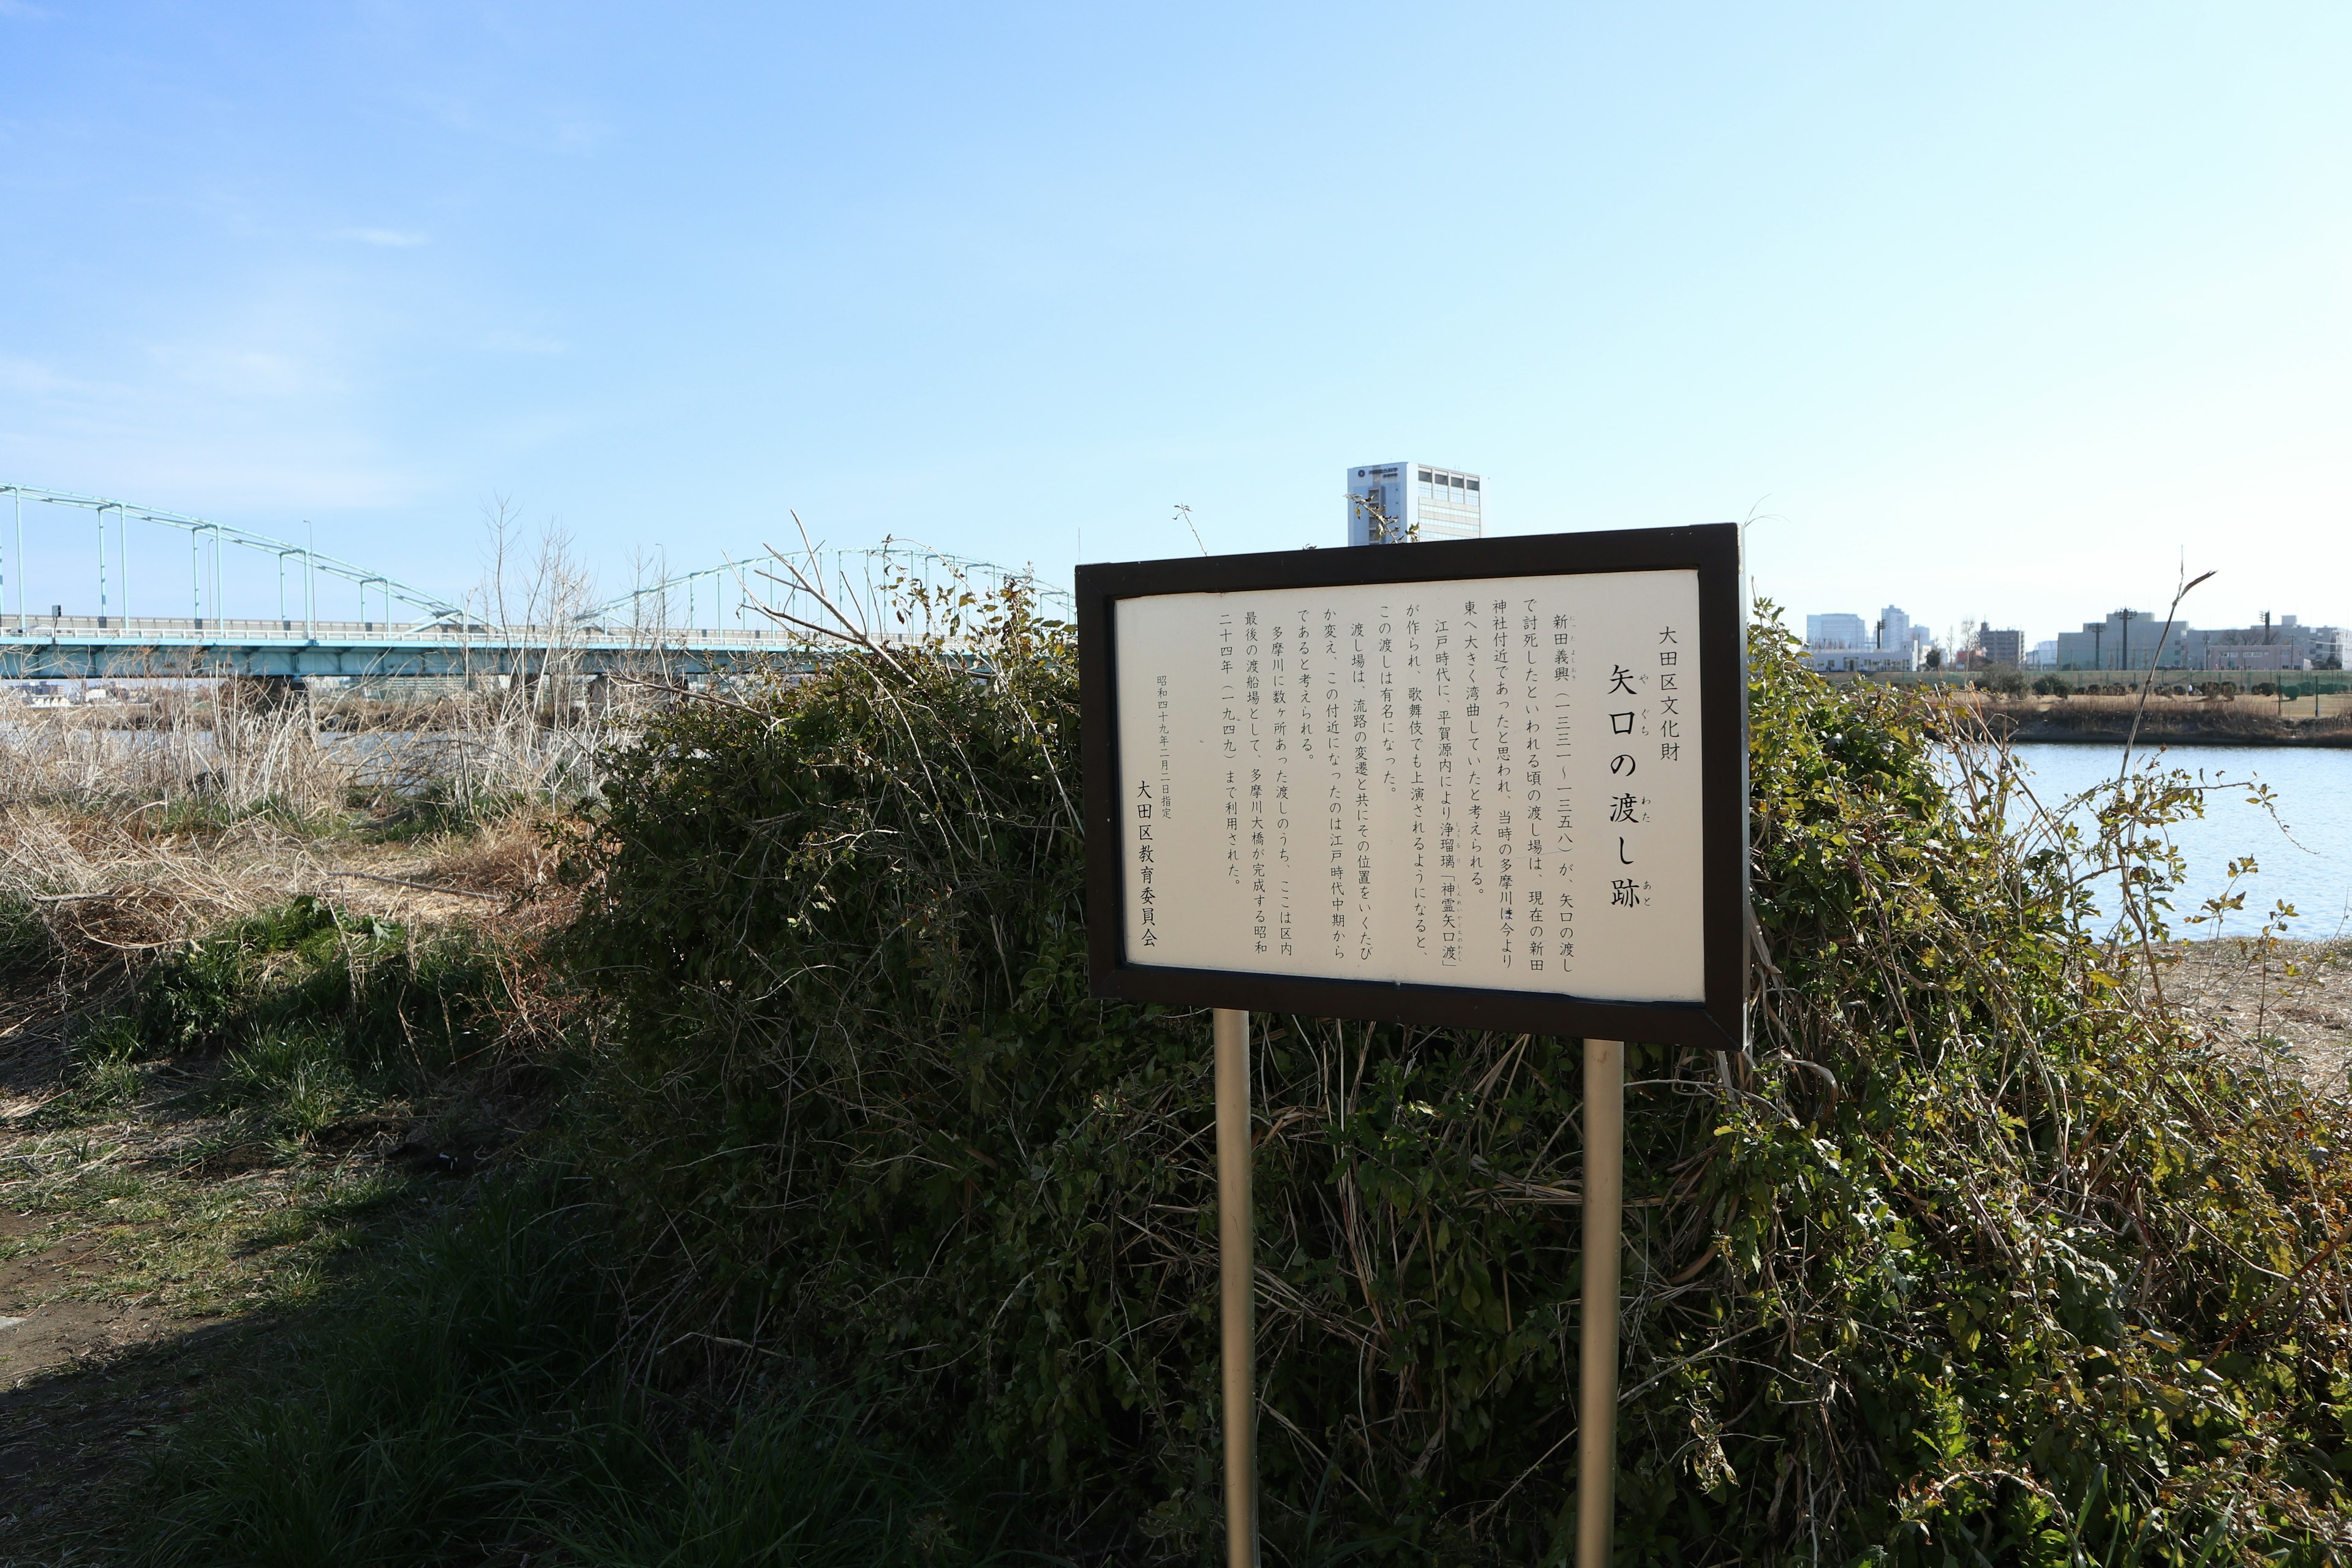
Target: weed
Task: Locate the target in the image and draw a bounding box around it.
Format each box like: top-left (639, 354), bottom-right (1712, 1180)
top-left (352, 786), bottom-right (532, 845)
top-left (148, 791), bottom-right (348, 842)
top-left (219, 1029), bottom-right (363, 1140)
top-left (85, 1038), bottom-right (148, 1110)
top-left (132, 893), bottom-right (514, 1087)
top-left (131, 1180), bottom-right (1060, 1567)
top-left (0, 891), bottom-right (61, 980)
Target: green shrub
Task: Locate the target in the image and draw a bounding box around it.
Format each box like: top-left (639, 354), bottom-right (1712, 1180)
top-left (221, 1027), bottom-right (365, 1139)
top-left (75, 1014), bottom-right (150, 1110)
top-left (563, 598), bottom-right (2352, 1561)
top-left (135, 894), bottom-right (506, 1080)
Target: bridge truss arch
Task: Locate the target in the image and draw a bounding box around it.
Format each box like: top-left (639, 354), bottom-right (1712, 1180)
top-left (0, 483), bottom-right (463, 633)
top-left (0, 483), bottom-right (1070, 682)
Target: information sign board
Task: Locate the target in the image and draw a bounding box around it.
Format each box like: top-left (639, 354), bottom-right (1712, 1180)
top-left (1079, 524), bottom-right (1747, 1047)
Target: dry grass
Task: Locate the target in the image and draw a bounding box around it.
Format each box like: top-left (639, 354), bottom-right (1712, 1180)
top-left (0, 669), bottom-right (639, 993)
top-left (0, 798), bottom-right (560, 970)
top-left (1, 679), bottom-right (628, 818)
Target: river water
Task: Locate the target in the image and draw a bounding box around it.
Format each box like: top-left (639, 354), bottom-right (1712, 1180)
top-left (2009, 743), bottom-right (2352, 939)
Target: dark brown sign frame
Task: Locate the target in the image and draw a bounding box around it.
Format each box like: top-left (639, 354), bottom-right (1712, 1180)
top-left (1077, 522), bottom-right (1748, 1049)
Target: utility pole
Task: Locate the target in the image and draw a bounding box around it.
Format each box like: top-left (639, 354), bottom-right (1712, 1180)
top-left (2092, 625), bottom-right (2103, 672)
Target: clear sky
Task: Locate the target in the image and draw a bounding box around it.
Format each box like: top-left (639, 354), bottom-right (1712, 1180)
top-left (2, 2), bottom-right (2347, 647)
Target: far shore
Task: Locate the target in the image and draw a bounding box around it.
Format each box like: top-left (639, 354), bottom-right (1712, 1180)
top-left (2005, 726), bottom-right (2352, 748)
top-left (1968, 693), bottom-right (2352, 749)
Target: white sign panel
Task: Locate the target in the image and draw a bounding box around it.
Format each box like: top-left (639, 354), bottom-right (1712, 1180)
top-left (1114, 570), bottom-right (1703, 1004)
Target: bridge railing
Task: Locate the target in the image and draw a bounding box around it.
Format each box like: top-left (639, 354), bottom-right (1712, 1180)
top-left (0, 614), bottom-right (861, 650)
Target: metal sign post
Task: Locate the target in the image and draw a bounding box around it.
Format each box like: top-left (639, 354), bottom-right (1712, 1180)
top-left (1214, 1006), bottom-right (1257, 1568)
top-left (1077, 526), bottom-right (1747, 1566)
top-left (1578, 1037), bottom-right (1624, 1567)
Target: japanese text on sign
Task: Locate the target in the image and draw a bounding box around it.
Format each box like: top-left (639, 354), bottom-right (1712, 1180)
top-left (1117, 568), bottom-right (1703, 1003)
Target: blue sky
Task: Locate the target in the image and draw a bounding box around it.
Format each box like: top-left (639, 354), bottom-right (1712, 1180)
top-left (2, 2), bottom-right (2347, 646)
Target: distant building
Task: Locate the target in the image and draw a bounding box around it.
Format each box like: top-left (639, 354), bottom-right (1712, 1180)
top-left (2206, 645), bottom-right (2295, 671)
top-left (1809, 606), bottom-right (1929, 657)
top-left (1346, 462), bottom-right (1483, 545)
top-left (2054, 609), bottom-right (2341, 671)
top-left (2028, 639), bottom-right (2058, 668)
top-left (2202, 615), bottom-right (2337, 671)
top-left (1807, 644), bottom-right (1921, 674)
top-left (1806, 612), bottom-right (1869, 649)
top-left (1977, 627), bottom-right (2023, 666)
top-left (2055, 609), bottom-right (2185, 671)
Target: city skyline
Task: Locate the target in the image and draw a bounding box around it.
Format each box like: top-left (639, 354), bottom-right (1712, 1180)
top-left (1801, 595), bottom-right (2343, 670)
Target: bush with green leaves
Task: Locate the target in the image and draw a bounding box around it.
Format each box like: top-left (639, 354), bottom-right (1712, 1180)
top-left (95, 892), bottom-right (526, 1144)
top-left (564, 595), bottom-right (2352, 1562)
top-left (134, 894), bottom-right (505, 1076)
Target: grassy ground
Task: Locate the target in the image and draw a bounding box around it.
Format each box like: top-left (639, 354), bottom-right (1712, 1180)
top-left (0, 796), bottom-right (559, 1565)
top-left (116, 1180), bottom-right (1065, 1567)
top-left (1, 794), bottom-right (1074, 1567)
top-left (6, 750), bottom-right (2351, 1559)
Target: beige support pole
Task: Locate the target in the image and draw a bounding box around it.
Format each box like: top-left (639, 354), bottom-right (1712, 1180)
top-left (1578, 1038), bottom-right (1625, 1568)
top-left (1214, 1006), bottom-right (1258, 1568)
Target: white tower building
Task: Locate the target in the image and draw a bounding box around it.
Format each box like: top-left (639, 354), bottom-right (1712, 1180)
top-left (1346, 462), bottom-right (1484, 545)
top-left (1806, 612), bottom-right (1869, 649)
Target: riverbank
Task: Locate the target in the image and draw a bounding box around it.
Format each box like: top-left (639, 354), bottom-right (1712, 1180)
top-left (9, 624), bottom-right (2352, 1561)
top-left (2152, 937), bottom-right (2352, 1086)
top-left (1976, 693), bottom-right (2352, 747)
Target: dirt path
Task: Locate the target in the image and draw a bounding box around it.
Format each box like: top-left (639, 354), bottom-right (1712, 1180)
top-left (0, 1054), bottom-right (446, 1563)
top-left (2150, 938), bottom-right (2352, 1088)
top-left (0, 1206), bottom-right (205, 1390)
top-left (0, 807), bottom-right (554, 1563)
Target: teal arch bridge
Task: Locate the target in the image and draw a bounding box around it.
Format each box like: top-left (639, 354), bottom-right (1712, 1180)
top-left (0, 484), bottom-right (1063, 682)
